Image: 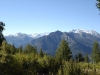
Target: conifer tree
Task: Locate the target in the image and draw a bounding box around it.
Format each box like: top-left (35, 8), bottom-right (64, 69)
top-left (84, 53), bottom-right (89, 63)
top-left (96, 0), bottom-right (100, 10)
top-left (24, 44), bottom-right (37, 53)
top-left (75, 52), bottom-right (84, 62)
top-left (19, 46), bottom-right (22, 53)
top-left (0, 22), bottom-right (5, 46)
top-left (56, 39), bottom-right (72, 61)
top-left (10, 44), bottom-right (16, 54)
top-left (1, 41), bottom-right (11, 54)
top-left (39, 48), bottom-right (44, 57)
top-left (91, 41), bottom-right (100, 63)
top-left (24, 44), bottom-right (33, 53)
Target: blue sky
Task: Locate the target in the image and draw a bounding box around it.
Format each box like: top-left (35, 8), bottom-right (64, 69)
top-left (0, 0), bottom-right (100, 35)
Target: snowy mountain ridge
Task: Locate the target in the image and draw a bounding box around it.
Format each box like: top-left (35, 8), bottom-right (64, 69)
top-left (69, 29), bottom-right (100, 38)
top-left (5, 32), bottom-right (50, 38)
top-left (5, 29), bottom-right (100, 38)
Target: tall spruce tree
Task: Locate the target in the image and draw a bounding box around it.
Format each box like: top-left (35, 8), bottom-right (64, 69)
top-left (0, 22), bottom-right (5, 46)
top-left (56, 39), bottom-right (72, 61)
top-left (91, 41), bottom-right (100, 63)
top-left (1, 41), bottom-right (11, 54)
top-left (75, 52), bottom-right (84, 62)
top-left (10, 44), bottom-right (16, 54)
top-left (84, 53), bottom-right (89, 63)
top-left (39, 48), bottom-right (44, 57)
top-left (19, 46), bottom-right (22, 53)
top-left (24, 44), bottom-right (37, 53)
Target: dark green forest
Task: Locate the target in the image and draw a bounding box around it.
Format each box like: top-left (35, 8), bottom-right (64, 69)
top-left (1, 22), bottom-right (100, 75)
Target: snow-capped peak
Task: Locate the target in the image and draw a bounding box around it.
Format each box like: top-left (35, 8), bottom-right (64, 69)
top-left (69, 29), bottom-right (100, 37)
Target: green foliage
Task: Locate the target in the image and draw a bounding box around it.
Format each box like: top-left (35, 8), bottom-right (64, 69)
top-left (0, 22), bottom-right (5, 46)
top-left (57, 60), bottom-right (83, 75)
top-left (84, 53), bottom-right (89, 62)
top-left (18, 46), bottom-right (23, 53)
top-left (24, 44), bottom-right (37, 54)
top-left (56, 39), bottom-right (72, 61)
top-left (1, 40), bottom-right (100, 75)
top-left (75, 52), bottom-right (84, 62)
top-left (1, 41), bottom-right (16, 54)
top-left (10, 44), bottom-right (16, 54)
top-left (1, 41), bottom-right (11, 54)
top-left (91, 41), bottom-right (100, 63)
top-left (96, 0), bottom-right (100, 10)
top-left (39, 48), bottom-right (44, 57)
top-left (1, 22), bottom-right (100, 74)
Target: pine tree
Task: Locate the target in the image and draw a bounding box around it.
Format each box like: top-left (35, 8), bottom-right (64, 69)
top-left (75, 52), bottom-right (84, 62)
top-left (91, 41), bottom-right (100, 63)
top-left (39, 48), bottom-right (44, 57)
top-left (0, 22), bottom-right (5, 46)
top-left (56, 39), bottom-right (72, 61)
top-left (24, 44), bottom-right (37, 53)
top-left (10, 44), bottom-right (16, 54)
top-left (96, 0), bottom-right (100, 10)
top-left (1, 41), bottom-right (11, 54)
top-left (84, 53), bottom-right (89, 63)
top-left (24, 44), bottom-right (33, 53)
top-left (19, 46), bottom-right (22, 53)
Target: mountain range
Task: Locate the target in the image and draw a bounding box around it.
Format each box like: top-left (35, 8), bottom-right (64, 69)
top-left (5, 29), bottom-right (100, 55)
top-left (5, 32), bottom-right (49, 47)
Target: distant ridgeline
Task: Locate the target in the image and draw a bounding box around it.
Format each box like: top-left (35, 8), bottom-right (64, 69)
top-left (5, 29), bottom-right (100, 55)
